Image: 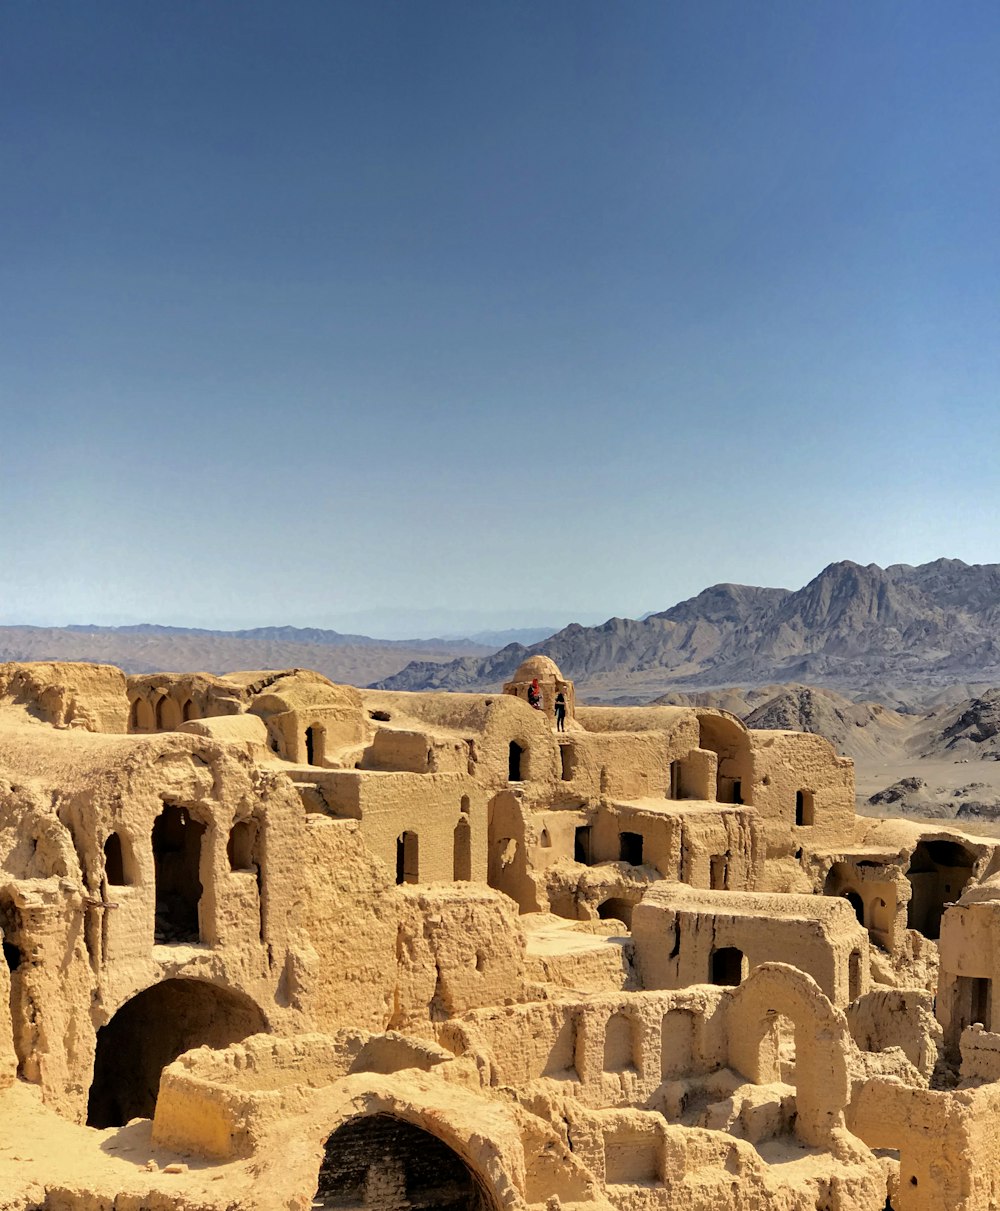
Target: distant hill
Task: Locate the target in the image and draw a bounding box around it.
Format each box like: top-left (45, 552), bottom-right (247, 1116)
top-left (649, 683), bottom-right (910, 762)
top-left (0, 624), bottom-right (493, 687)
top-left (374, 559), bottom-right (1000, 701)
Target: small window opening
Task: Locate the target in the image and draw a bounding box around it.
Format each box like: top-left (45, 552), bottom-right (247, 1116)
top-left (710, 854), bottom-right (729, 891)
top-left (227, 819), bottom-right (256, 871)
top-left (574, 825), bottom-right (592, 865)
top-left (710, 946), bottom-right (745, 986)
top-left (460, 794), bottom-right (471, 814)
top-left (2, 941), bottom-right (20, 972)
top-left (540, 827), bottom-right (552, 848)
top-left (732, 779), bottom-right (742, 804)
top-left (453, 818), bottom-right (472, 881)
top-left (508, 741), bottom-right (524, 781)
top-left (603, 1011), bottom-right (635, 1072)
top-left (396, 831), bottom-right (419, 885)
top-left (849, 949), bottom-right (862, 1001)
top-left (560, 744), bottom-right (576, 781)
top-left (795, 790), bottom-right (815, 826)
top-left (669, 760), bottom-right (680, 799)
top-left (619, 831), bottom-right (643, 866)
top-left (103, 832), bottom-right (129, 886)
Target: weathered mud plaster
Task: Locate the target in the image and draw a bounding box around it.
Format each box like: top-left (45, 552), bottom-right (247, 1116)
top-left (0, 658), bottom-right (997, 1211)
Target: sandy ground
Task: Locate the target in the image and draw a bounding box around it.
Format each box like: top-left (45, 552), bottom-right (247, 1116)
top-left (854, 754), bottom-right (1000, 839)
top-left (0, 1081), bottom-right (258, 1210)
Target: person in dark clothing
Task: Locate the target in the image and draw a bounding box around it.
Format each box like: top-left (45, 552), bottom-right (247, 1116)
top-left (554, 690), bottom-right (567, 731)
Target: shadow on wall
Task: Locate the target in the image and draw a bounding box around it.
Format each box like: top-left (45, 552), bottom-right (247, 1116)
top-left (87, 978), bottom-right (268, 1128)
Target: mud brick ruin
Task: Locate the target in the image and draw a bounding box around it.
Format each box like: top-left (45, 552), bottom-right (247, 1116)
top-left (3, 655), bottom-right (1000, 1210)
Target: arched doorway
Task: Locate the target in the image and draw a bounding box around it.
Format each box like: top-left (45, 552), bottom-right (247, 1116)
top-left (314, 1113), bottom-right (496, 1211)
top-left (697, 712), bottom-right (752, 805)
top-left (86, 978), bottom-right (267, 1128)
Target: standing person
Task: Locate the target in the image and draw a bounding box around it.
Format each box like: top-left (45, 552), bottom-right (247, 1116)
top-left (554, 691), bottom-right (567, 731)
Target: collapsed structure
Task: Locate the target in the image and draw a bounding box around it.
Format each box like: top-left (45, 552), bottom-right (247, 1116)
top-left (2, 656), bottom-right (1000, 1210)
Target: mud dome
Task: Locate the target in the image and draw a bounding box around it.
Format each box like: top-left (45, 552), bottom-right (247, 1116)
top-left (2, 659), bottom-right (1000, 1211)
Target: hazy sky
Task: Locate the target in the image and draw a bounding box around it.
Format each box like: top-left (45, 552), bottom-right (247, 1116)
top-left (2, 2), bottom-right (999, 635)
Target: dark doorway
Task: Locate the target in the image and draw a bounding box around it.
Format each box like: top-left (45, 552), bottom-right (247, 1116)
top-left (795, 790), bottom-right (814, 826)
top-left (619, 831), bottom-right (644, 866)
top-left (152, 805), bottom-right (206, 944)
top-left (86, 978), bottom-right (266, 1128)
top-left (508, 742), bottom-right (523, 782)
top-left (844, 890), bottom-right (865, 926)
top-left (314, 1114), bottom-right (495, 1211)
top-left (906, 839), bottom-right (976, 939)
top-left (574, 826), bottom-right (592, 865)
top-left (305, 725), bottom-right (325, 766)
top-left (710, 946), bottom-right (745, 986)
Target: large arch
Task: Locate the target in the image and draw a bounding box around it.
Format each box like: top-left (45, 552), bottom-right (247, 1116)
top-left (86, 977), bottom-right (267, 1128)
top-left (314, 1113), bottom-right (498, 1211)
top-left (727, 963), bottom-right (852, 1147)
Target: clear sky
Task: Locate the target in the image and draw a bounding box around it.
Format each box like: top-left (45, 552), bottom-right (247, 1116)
top-left (2, 1), bottom-right (999, 636)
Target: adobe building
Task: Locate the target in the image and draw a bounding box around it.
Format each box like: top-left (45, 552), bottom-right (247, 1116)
top-left (0, 657), bottom-right (998, 1209)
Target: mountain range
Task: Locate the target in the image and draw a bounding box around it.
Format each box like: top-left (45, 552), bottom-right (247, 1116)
top-left (375, 559), bottom-right (1000, 703)
top-left (0, 624), bottom-right (493, 686)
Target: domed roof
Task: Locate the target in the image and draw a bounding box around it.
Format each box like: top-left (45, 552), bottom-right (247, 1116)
top-left (512, 655), bottom-right (565, 682)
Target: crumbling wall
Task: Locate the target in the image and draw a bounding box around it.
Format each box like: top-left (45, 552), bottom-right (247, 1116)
top-left (292, 817), bottom-right (397, 1032)
top-left (0, 661), bottom-right (128, 733)
top-left (390, 885), bottom-right (527, 1032)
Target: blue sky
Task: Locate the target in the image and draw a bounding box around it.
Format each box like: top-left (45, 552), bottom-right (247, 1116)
top-left (2, 1), bottom-right (998, 635)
